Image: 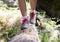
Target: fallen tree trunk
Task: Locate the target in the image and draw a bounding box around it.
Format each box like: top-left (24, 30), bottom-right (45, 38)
top-left (10, 24), bottom-right (41, 42)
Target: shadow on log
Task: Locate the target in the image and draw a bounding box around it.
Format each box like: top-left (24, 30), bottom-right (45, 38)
top-left (10, 24), bottom-right (41, 42)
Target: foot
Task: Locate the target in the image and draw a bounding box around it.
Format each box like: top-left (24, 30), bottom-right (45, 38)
top-left (30, 12), bottom-right (36, 24)
top-left (21, 16), bottom-right (28, 30)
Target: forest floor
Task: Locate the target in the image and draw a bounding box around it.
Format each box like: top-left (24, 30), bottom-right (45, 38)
top-left (0, 2), bottom-right (60, 42)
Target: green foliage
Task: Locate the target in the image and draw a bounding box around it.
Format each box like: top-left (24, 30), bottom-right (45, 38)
top-left (42, 31), bottom-right (50, 42)
top-left (0, 16), bottom-right (20, 41)
top-left (26, 0), bottom-right (29, 2)
top-left (39, 30), bottom-right (59, 42)
top-left (0, 26), bottom-right (20, 39)
top-left (39, 30), bottom-right (50, 42)
top-left (48, 20), bottom-right (56, 25)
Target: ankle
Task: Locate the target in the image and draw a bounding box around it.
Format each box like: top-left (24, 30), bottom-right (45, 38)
top-left (23, 15), bottom-right (28, 19)
top-left (30, 10), bottom-right (35, 13)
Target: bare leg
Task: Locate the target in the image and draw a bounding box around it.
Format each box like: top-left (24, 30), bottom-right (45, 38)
top-left (18, 0), bottom-right (28, 29)
top-left (30, 0), bottom-right (37, 24)
top-left (30, 0), bottom-right (37, 11)
top-left (18, 0), bottom-right (27, 16)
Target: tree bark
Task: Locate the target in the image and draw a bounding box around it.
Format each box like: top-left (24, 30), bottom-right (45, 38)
top-left (10, 24), bottom-right (41, 42)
